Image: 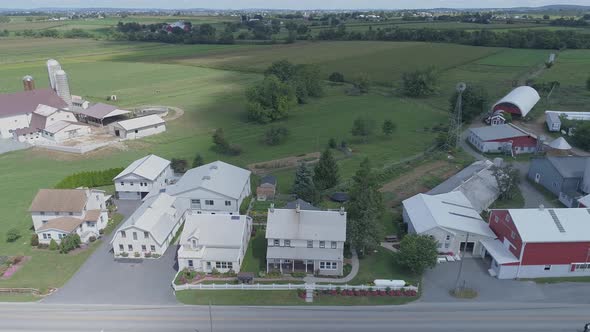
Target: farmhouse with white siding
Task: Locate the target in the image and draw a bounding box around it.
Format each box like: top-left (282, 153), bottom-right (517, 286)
top-left (29, 188), bottom-right (108, 244)
top-left (177, 214), bottom-right (252, 273)
top-left (114, 154), bottom-right (172, 200)
top-left (109, 115), bottom-right (166, 140)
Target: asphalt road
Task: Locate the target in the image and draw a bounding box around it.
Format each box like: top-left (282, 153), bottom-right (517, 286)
top-left (1, 302), bottom-right (589, 332)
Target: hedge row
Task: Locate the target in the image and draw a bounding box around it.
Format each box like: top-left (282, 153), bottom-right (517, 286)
top-left (54, 167), bottom-right (124, 189)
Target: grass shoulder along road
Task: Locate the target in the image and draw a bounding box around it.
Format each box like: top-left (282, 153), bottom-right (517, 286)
top-left (526, 276), bottom-right (590, 284)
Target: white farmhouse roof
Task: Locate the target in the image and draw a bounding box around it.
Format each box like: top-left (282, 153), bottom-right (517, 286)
top-left (402, 192), bottom-right (495, 237)
top-left (115, 115), bottom-right (165, 131)
top-left (113, 193), bottom-right (178, 245)
top-left (44, 121), bottom-right (87, 134)
top-left (167, 161), bottom-right (251, 200)
top-left (505, 208), bottom-right (590, 243)
top-left (479, 238), bottom-right (520, 265)
top-left (493, 86), bottom-right (540, 117)
top-left (578, 194), bottom-right (590, 207)
top-left (114, 154), bottom-right (171, 181)
top-left (548, 137), bottom-right (572, 150)
top-left (265, 208), bottom-right (347, 242)
top-left (33, 104), bottom-right (60, 117)
top-left (469, 124), bottom-right (533, 141)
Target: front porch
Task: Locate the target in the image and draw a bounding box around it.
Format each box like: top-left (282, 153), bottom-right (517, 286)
top-left (266, 259), bottom-right (314, 274)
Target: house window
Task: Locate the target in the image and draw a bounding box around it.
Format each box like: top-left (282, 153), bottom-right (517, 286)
top-left (144, 232), bottom-right (149, 239)
top-left (119, 244), bottom-right (124, 251)
top-left (141, 245), bottom-right (147, 252)
top-left (552, 182), bottom-right (557, 188)
top-left (284, 240), bottom-right (291, 247)
top-left (444, 243), bottom-right (450, 248)
top-left (437, 243), bottom-right (442, 248)
top-left (42, 220), bottom-right (48, 224)
top-left (205, 200), bottom-right (214, 206)
top-left (445, 235), bottom-right (451, 241)
top-left (319, 241), bottom-right (325, 248)
top-left (69, 212), bottom-right (74, 216)
top-left (120, 182), bottom-right (124, 186)
top-left (130, 182), bottom-right (134, 186)
top-left (215, 262), bottom-right (232, 269)
top-left (86, 221), bottom-right (94, 227)
top-left (190, 199), bottom-right (200, 209)
top-left (331, 241), bottom-right (337, 249)
top-left (128, 244), bottom-right (133, 251)
top-left (505, 215), bottom-right (510, 221)
top-left (40, 212), bottom-right (45, 216)
top-left (225, 201), bottom-right (231, 206)
top-left (511, 231), bottom-right (516, 239)
top-left (55, 212), bottom-right (60, 216)
top-left (307, 240), bottom-right (313, 248)
top-left (150, 245), bottom-right (156, 252)
top-left (188, 260), bottom-right (194, 268)
top-left (133, 232), bottom-right (138, 240)
top-left (273, 239), bottom-right (280, 246)
top-left (121, 231), bottom-right (126, 238)
top-left (319, 261), bottom-right (337, 270)
top-left (192, 239), bottom-right (197, 248)
top-left (135, 130), bottom-right (139, 134)
top-left (494, 216), bottom-right (499, 223)
top-left (544, 265), bottom-right (551, 271)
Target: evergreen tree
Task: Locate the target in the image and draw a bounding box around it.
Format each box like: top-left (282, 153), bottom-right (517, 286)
top-left (346, 158), bottom-right (383, 254)
top-left (292, 163), bottom-right (318, 204)
top-left (313, 149), bottom-right (340, 190)
top-left (192, 153), bottom-right (204, 168)
top-left (382, 119), bottom-right (396, 137)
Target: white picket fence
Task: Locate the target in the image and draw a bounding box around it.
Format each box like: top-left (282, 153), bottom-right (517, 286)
top-left (173, 282), bottom-right (418, 292)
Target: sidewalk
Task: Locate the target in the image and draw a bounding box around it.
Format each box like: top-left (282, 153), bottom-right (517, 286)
top-left (303, 250), bottom-right (359, 284)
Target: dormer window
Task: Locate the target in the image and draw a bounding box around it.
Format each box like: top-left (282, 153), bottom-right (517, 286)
top-left (191, 239), bottom-right (197, 249)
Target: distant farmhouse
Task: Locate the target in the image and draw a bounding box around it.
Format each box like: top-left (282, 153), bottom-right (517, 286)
top-left (29, 188), bottom-right (108, 244)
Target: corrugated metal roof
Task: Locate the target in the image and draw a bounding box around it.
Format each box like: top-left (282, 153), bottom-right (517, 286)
top-left (114, 154), bottom-right (170, 181)
top-left (265, 208), bottom-right (347, 242)
top-left (546, 156), bottom-right (587, 179)
top-left (506, 208), bottom-right (590, 243)
top-left (180, 214), bottom-right (249, 249)
top-left (469, 124), bottom-right (532, 141)
top-left (76, 103), bottom-right (129, 119)
top-left (115, 115), bottom-right (165, 131)
top-left (493, 86), bottom-right (540, 117)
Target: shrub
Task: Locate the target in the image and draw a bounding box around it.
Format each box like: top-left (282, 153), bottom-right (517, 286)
top-left (133, 252), bottom-right (141, 258)
top-left (54, 167), bottom-right (124, 189)
top-left (120, 252), bottom-right (129, 257)
top-left (89, 236), bottom-right (97, 242)
top-left (328, 138), bottom-right (337, 149)
top-left (329, 72), bottom-right (345, 83)
top-left (99, 229), bottom-right (105, 235)
top-left (151, 253), bottom-right (161, 259)
top-left (30, 234), bottom-right (39, 247)
top-left (59, 234), bottom-right (81, 254)
top-left (264, 127), bottom-right (290, 146)
top-left (49, 239), bottom-right (59, 251)
top-left (211, 268), bottom-right (220, 275)
top-left (291, 272), bottom-right (307, 278)
top-left (171, 158), bottom-right (189, 173)
top-left (37, 243), bottom-right (49, 250)
top-left (144, 252), bottom-right (152, 258)
top-left (6, 228), bottom-right (21, 242)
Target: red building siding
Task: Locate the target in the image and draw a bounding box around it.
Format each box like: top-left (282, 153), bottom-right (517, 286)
top-left (493, 103), bottom-right (522, 116)
top-left (489, 210), bottom-right (523, 259)
top-left (487, 135), bottom-right (537, 151)
top-left (521, 242), bottom-right (590, 265)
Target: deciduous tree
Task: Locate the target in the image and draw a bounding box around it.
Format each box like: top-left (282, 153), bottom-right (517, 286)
top-left (396, 234), bottom-right (438, 274)
top-left (492, 164), bottom-right (521, 200)
top-left (402, 66), bottom-right (438, 97)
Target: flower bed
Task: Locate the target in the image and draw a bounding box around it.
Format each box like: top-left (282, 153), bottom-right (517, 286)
top-left (314, 288), bottom-right (418, 298)
top-left (0, 256), bottom-right (30, 280)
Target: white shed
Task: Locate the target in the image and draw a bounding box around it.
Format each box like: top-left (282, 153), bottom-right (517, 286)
top-left (42, 121), bottom-right (91, 142)
top-left (109, 115), bottom-right (165, 140)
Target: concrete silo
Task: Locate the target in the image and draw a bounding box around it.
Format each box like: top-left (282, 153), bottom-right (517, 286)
top-left (46, 59), bottom-right (62, 91)
top-left (54, 70), bottom-right (72, 107)
top-left (22, 75), bottom-right (35, 91)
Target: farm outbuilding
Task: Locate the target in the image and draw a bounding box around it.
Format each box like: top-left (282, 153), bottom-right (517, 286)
top-left (545, 111), bottom-right (590, 133)
top-left (75, 103), bottom-right (130, 126)
top-left (41, 121), bottom-right (91, 142)
top-left (468, 124), bottom-right (537, 156)
top-left (109, 115), bottom-right (166, 140)
top-left (492, 86), bottom-right (540, 117)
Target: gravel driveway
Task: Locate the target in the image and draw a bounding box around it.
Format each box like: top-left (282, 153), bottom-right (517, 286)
top-left (43, 200), bottom-right (179, 305)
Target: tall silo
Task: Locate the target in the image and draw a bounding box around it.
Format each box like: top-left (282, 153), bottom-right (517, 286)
top-left (22, 75), bottom-right (35, 91)
top-left (46, 59), bottom-right (62, 91)
top-left (54, 70), bottom-right (72, 107)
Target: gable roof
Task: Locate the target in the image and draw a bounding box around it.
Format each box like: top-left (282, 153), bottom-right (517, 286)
top-left (548, 137), bottom-right (572, 150)
top-left (469, 124), bottom-right (533, 141)
top-left (33, 104), bottom-right (60, 117)
top-left (284, 199), bottom-right (320, 211)
top-left (0, 89), bottom-right (68, 118)
top-left (402, 192), bottom-right (495, 237)
top-left (181, 214), bottom-right (249, 248)
top-left (545, 156), bottom-right (587, 179)
top-left (76, 103), bottom-right (129, 120)
top-left (260, 175), bottom-right (277, 186)
top-left (43, 121), bottom-right (87, 134)
top-left (115, 193), bottom-right (178, 245)
top-left (166, 161), bottom-right (251, 200)
top-left (505, 208), bottom-right (590, 243)
top-left (493, 86), bottom-right (540, 117)
top-left (29, 189), bottom-right (88, 212)
top-left (266, 208), bottom-right (347, 242)
top-left (114, 115), bottom-right (165, 131)
top-left (37, 217), bottom-right (82, 233)
top-left (114, 154), bottom-right (171, 181)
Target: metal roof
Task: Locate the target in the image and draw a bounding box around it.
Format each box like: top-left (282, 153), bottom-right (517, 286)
top-left (402, 191), bottom-right (495, 237)
top-left (76, 103), bottom-right (129, 120)
top-left (44, 121), bottom-right (87, 134)
top-left (284, 199), bottom-right (320, 211)
top-left (0, 89), bottom-right (68, 118)
top-left (469, 124), bottom-right (532, 141)
top-left (505, 208), bottom-right (590, 243)
top-left (265, 208), bottom-right (346, 242)
top-left (114, 154), bottom-right (171, 182)
top-left (260, 175), bottom-right (277, 186)
top-left (493, 86), bottom-right (540, 117)
top-left (166, 161), bottom-right (251, 200)
top-left (114, 115), bottom-right (165, 131)
top-left (545, 156), bottom-right (587, 179)
top-left (479, 238), bottom-right (520, 265)
top-left (548, 137), bottom-right (572, 150)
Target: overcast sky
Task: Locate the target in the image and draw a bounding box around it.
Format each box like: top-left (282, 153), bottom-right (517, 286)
top-left (0, 0), bottom-right (588, 10)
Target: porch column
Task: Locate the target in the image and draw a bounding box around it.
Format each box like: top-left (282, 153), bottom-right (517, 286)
top-left (305, 261), bottom-right (307, 273)
top-left (280, 259), bottom-right (283, 273)
top-left (266, 259), bottom-right (269, 273)
top-left (292, 260), bottom-right (294, 272)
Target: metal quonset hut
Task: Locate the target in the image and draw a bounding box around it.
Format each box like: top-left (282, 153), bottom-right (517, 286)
top-left (492, 86), bottom-right (540, 117)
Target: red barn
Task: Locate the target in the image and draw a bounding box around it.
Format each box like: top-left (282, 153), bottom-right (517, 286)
top-left (481, 208), bottom-right (590, 279)
top-left (492, 86), bottom-right (540, 118)
top-left (467, 124), bottom-right (537, 155)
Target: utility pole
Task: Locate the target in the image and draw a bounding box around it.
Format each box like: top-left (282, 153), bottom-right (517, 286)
top-left (454, 232), bottom-right (469, 293)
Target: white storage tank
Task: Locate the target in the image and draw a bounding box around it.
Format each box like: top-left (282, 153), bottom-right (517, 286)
top-left (374, 279), bottom-right (406, 287)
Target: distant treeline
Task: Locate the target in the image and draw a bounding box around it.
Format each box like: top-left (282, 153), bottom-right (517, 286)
top-left (54, 168), bottom-right (124, 189)
top-left (112, 21), bottom-right (236, 44)
top-left (316, 26), bottom-right (590, 49)
top-left (15, 28), bottom-right (93, 39)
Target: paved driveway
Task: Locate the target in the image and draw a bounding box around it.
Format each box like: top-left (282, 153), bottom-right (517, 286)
top-left (43, 200), bottom-right (179, 305)
top-left (421, 258), bottom-right (589, 304)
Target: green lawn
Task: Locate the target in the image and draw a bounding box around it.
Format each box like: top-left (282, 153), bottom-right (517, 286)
top-left (350, 248), bottom-right (419, 286)
top-left (527, 276), bottom-right (590, 284)
top-left (489, 187), bottom-right (525, 209)
top-left (176, 290), bottom-right (416, 305)
top-left (241, 230), bottom-right (267, 273)
top-left (102, 213), bottom-right (125, 236)
top-left (0, 293), bottom-right (41, 302)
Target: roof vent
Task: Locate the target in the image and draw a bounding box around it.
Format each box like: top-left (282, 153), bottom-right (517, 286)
top-left (210, 165), bottom-right (218, 170)
top-left (270, 203), bottom-right (274, 213)
top-left (339, 206), bottom-right (345, 215)
top-left (202, 176), bottom-right (211, 180)
top-left (296, 202), bottom-right (301, 213)
top-left (539, 204), bottom-right (544, 211)
top-left (548, 209), bottom-right (566, 233)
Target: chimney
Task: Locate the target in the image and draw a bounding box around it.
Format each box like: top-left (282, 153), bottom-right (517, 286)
top-left (296, 202), bottom-right (301, 213)
top-left (339, 206), bottom-right (345, 216)
top-left (23, 75), bottom-right (35, 91)
top-left (270, 203), bottom-right (274, 213)
top-left (539, 204), bottom-right (545, 211)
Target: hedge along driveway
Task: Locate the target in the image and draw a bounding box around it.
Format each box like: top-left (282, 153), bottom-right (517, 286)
top-left (43, 200), bottom-right (179, 305)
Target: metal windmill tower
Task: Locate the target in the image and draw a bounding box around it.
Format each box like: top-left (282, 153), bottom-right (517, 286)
top-left (447, 82), bottom-right (467, 149)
